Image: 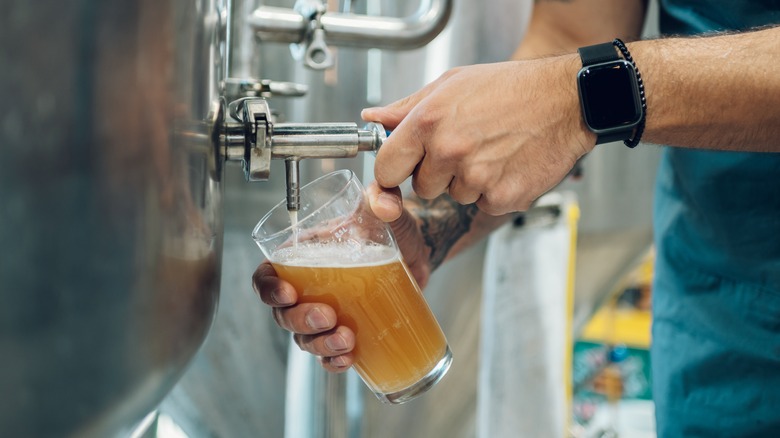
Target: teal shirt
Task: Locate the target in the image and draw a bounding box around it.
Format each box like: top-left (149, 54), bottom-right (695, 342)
top-left (652, 1), bottom-right (780, 436)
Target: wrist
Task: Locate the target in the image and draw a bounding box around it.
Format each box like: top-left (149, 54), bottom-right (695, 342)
top-left (556, 54), bottom-right (599, 152)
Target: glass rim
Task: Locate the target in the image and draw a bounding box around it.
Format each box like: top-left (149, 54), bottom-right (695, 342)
top-left (251, 169), bottom-right (356, 245)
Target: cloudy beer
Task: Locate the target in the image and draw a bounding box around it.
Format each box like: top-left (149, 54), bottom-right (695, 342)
top-left (271, 242), bottom-right (450, 399)
top-left (254, 170), bottom-right (451, 403)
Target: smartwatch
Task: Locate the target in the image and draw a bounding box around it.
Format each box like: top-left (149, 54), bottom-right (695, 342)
top-left (577, 42), bottom-right (644, 145)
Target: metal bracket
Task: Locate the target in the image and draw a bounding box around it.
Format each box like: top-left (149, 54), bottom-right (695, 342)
top-left (293, 0), bottom-right (334, 70)
top-left (242, 99), bottom-right (272, 181)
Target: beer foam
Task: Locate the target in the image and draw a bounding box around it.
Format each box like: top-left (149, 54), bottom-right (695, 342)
top-left (272, 241), bottom-right (398, 267)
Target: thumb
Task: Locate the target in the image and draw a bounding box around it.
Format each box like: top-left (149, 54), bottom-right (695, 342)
top-left (366, 182), bottom-right (403, 222)
top-left (367, 182), bottom-right (432, 288)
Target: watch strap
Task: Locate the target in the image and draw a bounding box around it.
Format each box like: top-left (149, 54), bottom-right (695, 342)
top-left (578, 42), bottom-right (619, 66)
top-left (594, 130), bottom-right (634, 145)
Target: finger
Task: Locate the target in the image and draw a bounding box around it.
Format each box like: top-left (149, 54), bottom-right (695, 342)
top-left (273, 303), bottom-right (337, 335)
top-left (412, 157), bottom-right (453, 200)
top-left (476, 193), bottom-right (517, 216)
top-left (252, 262), bottom-right (297, 307)
top-left (361, 79), bottom-right (442, 128)
top-left (319, 354), bottom-right (354, 373)
top-left (369, 78), bottom-right (456, 189)
top-left (366, 182), bottom-right (403, 222)
top-left (373, 117), bottom-right (426, 189)
top-left (447, 176), bottom-right (482, 205)
top-left (294, 325), bottom-right (355, 357)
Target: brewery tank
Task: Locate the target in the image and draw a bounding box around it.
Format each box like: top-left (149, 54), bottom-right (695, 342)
top-left (0, 0), bottom-right (227, 436)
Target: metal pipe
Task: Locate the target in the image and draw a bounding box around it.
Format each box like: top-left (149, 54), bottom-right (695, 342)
top-left (249, 0), bottom-right (453, 50)
top-left (269, 122), bottom-right (384, 159)
top-left (271, 123), bottom-right (360, 159)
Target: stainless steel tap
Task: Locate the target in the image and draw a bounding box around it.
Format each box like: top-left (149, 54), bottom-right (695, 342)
top-left (221, 97), bottom-right (386, 211)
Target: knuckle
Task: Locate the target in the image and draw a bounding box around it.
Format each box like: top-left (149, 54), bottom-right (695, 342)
top-left (273, 304), bottom-right (317, 334)
top-left (411, 175), bottom-right (443, 200)
top-left (321, 354), bottom-right (353, 372)
top-left (415, 108), bottom-right (439, 133)
top-left (439, 66), bottom-right (462, 80)
top-left (442, 139), bottom-right (471, 162)
top-left (295, 332), bottom-right (328, 356)
top-left (477, 190), bottom-right (514, 216)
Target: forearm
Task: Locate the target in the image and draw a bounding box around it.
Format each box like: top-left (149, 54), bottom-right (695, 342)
top-left (633, 26), bottom-right (780, 151)
top-left (405, 195), bottom-right (512, 270)
top-left (514, 0), bottom-right (647, 60)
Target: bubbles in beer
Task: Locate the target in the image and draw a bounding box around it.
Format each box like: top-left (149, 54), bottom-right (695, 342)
top-left (272, 241), bottom-right (397, 267)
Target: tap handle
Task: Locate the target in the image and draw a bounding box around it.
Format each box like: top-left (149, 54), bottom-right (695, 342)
top-left (360, 122), bottom-right (387, 154)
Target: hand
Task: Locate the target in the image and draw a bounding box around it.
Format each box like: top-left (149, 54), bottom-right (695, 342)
top-left (252, 183), bottom-right (432, 372)
top-left (362, 55), bottom-right (595, 215)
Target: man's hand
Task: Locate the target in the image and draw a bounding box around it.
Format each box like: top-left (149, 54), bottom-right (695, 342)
top-left (363, 56), bottom-right (595, 215)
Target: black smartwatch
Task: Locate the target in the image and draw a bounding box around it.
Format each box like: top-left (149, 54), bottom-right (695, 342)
top-left (577, 42), bottom-right (644, 145)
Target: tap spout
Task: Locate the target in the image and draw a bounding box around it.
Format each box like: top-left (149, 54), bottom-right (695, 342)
top-left (285, 159), bottom-right (301, 212)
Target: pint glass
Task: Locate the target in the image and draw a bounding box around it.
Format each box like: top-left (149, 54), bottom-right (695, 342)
top-left (252, 170), bottom-right (452, 404)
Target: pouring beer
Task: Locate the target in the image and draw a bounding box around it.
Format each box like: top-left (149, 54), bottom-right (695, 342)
top-left (253, 170), bottom-right (452, 404)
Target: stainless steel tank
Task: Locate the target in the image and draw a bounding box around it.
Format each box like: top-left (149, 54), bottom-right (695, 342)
top-left (0, 0), bottom-right (227, 435)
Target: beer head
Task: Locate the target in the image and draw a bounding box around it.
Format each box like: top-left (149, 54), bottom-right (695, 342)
top-left (271, 241), bottom-right (398, 267)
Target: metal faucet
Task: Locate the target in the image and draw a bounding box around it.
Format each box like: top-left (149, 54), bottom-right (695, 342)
top-left (221, 97), bottom-right (386, 211)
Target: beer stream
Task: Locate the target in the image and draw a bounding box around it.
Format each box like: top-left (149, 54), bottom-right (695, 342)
top-left (289, 210), bottom-right (299, 249)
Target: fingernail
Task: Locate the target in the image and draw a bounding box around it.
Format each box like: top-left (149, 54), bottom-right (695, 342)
top-left (271, 288), bottom-right (292, 305)
top-left (331, 356), bottom-right (350, 368)
top-left (306, 308), bottom-right (330, 330)
top-left (377, 192), bottom-right (400, 211)
top-left (325, 334), bottom-right (348, 352)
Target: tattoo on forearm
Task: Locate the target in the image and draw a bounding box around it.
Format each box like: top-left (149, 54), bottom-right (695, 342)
top-left (409, 196), bottom-right (479, 270)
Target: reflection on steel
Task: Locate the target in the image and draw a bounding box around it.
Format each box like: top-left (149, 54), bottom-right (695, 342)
top-left (249, 0), bottom-right (453, 68)
top-left (270, 122), bottom-right (385, 159)
top-left (224, 78), bottom-right (309, 101)
top-left (0, 0), bottom-right (226, 436)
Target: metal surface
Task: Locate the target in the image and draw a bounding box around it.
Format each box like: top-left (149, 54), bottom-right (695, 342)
top-left (0, 0), bottom-right (227, 436)
top-left (249, 0), bottom-right (453, 49)
top-left (221, 96), bottom-right (385, 211)
top-left (270, 122), bottom-right (384, 158)
top-left (224, 78), bottom-right (309, 101)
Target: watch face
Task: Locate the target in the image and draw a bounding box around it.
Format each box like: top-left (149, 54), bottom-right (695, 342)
top-left (578, 61), bottom-right (642, 131)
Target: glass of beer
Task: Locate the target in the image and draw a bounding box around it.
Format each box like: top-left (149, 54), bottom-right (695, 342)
top-left (252, 170), bottom-right (452, 404)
